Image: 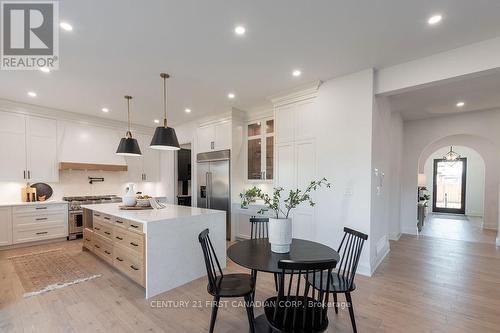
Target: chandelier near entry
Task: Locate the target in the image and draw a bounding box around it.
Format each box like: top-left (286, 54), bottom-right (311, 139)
top-left (443, 146), bottom-right (460, 161)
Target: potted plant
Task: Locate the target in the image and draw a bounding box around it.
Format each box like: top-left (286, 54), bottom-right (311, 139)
top-left (240, 178), bottom-right (331, 253)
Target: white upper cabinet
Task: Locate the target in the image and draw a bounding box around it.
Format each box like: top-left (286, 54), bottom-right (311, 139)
top-left (27, 116), bottom-right (58, 182)
top-left (0, 112), bottom-right (58, 182)
top-left (246, 118), bottom-right (274, 181)
top-left (197, 120), bottom-right (232, 153)
top-left (125, 134), bottom-right (160, 182)
top-left (0, 112), bottom-right (27, 182)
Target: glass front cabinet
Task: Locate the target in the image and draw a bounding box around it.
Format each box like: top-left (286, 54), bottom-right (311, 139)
top-left (247, 118), bottom-right (274, 181)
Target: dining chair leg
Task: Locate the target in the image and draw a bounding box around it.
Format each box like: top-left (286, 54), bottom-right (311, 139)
top-left (273, 273), bottom-right (278, 291)
top-left (345, 292), bottom-right (357, 333)
top-left (251, 270), bottom-right (258, 301)
top-left (209, 295), bottom-right (220, 333)
top-left (333, 293), bottom-right (338, 314)
top-left (244, 295), bottom-right (256, 333)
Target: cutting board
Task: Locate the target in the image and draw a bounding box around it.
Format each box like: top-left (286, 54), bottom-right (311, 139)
top-left (119, 205), bottom-right (153, 210)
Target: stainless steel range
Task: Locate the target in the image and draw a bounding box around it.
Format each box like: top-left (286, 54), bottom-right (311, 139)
top-left (63, 195), bottom-right (121, 240)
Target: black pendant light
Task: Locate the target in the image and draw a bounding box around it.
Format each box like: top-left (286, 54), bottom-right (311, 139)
top-left (116, 95), bottom-right (142, 156)
top-left (150, 73), bottom-right (180, 150)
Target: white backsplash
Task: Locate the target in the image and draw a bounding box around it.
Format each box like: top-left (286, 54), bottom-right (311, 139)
top-left (0, 170), bottom-right (162, 202)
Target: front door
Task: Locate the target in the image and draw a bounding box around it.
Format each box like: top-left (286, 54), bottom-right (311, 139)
top-left (432, 158), bottom-right (467, 214)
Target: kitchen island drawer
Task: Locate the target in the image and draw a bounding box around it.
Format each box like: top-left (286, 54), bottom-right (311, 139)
top-left (83, 228), bottom-right (93, 250)
top-left (93, 221), bottom-right (113, 241)
top-left (93, 234), bottom-right (113, 264)
top-left (113, 245), bottom-right (144, 286)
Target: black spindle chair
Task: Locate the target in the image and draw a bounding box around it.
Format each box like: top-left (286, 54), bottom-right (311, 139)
top-left (305, 227), bottom-right (368, 333)
top-left (249, 217), bottom-right (279, 293)
top-left (262, 259), bottom-right (338, 333)
top-left (198, 229), bottom-right (256, 333)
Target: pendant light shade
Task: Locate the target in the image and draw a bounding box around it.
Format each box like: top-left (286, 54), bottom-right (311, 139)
top-left (116, 96), bottom-right (142, 156)
top-left (150, 73), bottom-right (180, 150)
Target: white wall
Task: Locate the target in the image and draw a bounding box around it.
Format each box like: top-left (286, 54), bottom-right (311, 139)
top-left (401, 109), bottom-right (500, 235)
top-left (423, 146), bottom-right (485, 217)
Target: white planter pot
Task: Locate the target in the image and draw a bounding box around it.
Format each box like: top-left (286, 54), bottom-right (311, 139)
top-left (268, 218), bottom-right (292, 253)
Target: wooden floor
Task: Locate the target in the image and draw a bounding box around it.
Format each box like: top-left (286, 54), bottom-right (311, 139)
top-left (1, 235), bottom-right (500, 332)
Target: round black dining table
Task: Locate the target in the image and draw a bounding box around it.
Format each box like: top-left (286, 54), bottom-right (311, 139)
top-left (227, 238), bottom-right (340, 274)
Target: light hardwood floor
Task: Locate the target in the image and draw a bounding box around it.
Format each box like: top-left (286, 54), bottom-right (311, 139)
top-left (1, 235), bottom-right (499, 332)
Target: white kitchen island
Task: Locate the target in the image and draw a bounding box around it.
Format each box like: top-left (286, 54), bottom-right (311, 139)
top-left (81, 203), bottom-right (226, 298)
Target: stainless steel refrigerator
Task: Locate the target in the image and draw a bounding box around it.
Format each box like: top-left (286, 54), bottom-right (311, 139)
top-left (197, 150), bottom-right (230, 240)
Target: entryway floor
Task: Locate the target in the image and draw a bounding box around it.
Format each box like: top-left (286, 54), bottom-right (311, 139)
top-left (419, 213), bottom-right (497, 244)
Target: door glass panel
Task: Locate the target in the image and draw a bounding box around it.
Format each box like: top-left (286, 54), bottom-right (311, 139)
top-left (266, 120), bottom-right (274, 134)
top-left (435, 160), bottom-right (464, 210)
top-left (248, 138), bottom-right (262, 179)
top-left (248, 123), bottom-right (261, 137)
top-left (266, 136), bottom-right (273, 179)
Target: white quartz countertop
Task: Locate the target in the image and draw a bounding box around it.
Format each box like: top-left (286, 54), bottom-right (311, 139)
top-left (81, 202), bottom-right (225, 224)
top-left (0, 200), bottom-right (67, 207)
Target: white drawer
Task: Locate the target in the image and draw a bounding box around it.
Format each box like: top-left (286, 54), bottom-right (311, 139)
top-left (13, 204), bottom-right (67, 215)
top-left (12, 212), bottom-right (66, 227)
top-left (13, 224), bottom-right (67, 244)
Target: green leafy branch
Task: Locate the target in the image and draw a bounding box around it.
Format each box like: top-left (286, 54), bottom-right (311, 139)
top-left (240, 178), bottom-right (331, 219)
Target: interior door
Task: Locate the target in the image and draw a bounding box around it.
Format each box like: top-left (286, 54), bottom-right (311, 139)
top-left (197, 162), bottom-right (210, 209)
top-left (209, 160), bottom-right (230, 239)
top-left (432, 158), bottom-right (467, 214)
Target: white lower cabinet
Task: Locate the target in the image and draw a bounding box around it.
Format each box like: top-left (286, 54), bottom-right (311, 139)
top-left (0, 207), bottom-right (13, 246)
top-left (2, 203), bottom-right (69, 246)
top-left (234, 204), bottom-right (273, 239)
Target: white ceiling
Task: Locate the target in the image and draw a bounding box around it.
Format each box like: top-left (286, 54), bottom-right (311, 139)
top-left (388, 70), bottom-right (500, 120)
top-left (1, 0), bottom-right (500, 126)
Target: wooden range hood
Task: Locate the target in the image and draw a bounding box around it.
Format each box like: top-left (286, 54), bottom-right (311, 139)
top-left (59, 162), bottom-right (128, 172)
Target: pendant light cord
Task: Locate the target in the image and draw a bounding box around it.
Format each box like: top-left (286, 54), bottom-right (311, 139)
top-left (125, 95), bottom-right (132, 138)
top-left (160, 73), bottom-right (170, 128)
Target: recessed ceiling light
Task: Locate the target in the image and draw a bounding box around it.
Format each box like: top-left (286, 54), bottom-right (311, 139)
top-left (292, 69), bottom-right (301, 77)
top-left (428, 14), bottom-right (442, 25)
top-left (185, 108), bottom-right (191, 113)
top-left (40, 67), bottom-right (50, 73)
top-left (456, 101), bottom-right (465, 107)
top-left (60, 22), bottom-right (73, 31)
top-left (27, 91), bottom-right (37, 97)
top-left (227, 93), bottom-right (235, 99)
top-left (101, 107), bottom-right (109, 113)
top-left (234, 25), bottom-right (246, 35)
top-left (154, 119), bottom-right (160, 124)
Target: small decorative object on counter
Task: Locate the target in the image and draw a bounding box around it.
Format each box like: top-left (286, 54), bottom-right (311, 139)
top-left (123, 183), bottom-right (137, 206)
top-left (240, 178), bottom-right (331, 253)
top-left (136, 195), bottom-right (152, 207)
top-left (21, 183), bottom-right (37, 202)
top-left (30, 183), bottom-right (53, 200)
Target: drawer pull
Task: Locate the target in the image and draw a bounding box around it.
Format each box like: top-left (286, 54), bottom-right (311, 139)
top-left (130, 265), bottom-right (139, 271)
top-left (95, 227), bottom-right (101, 231)
top-left (104, 231), bottom-right (111, 235)
top-left (130, 224), bottom-right (139, 229)
top-left (36, 217), bottom-right (48, 221)
top-left (36, 231), bottom-right (48, 235)
top-left (104, 250), bottom-right (111, 255)
top-left (115, 220), bottom-right (123, 224)
top-left (104, 217), bottom-right (111, 220)
top-left (36, 207), bottom-right (47, 210)
top-left (116, 257), bottom-right (124, 262)
top-left (130, 242), bottom-right (138, 247)
top-left (94, 213), bottom-right (101, 217)
top-left (94, 244), bottom-right (101, 249)
top-left (85, 238), bottom-right (91, 241)
top-left (115, 236), bottom-right (123, 240)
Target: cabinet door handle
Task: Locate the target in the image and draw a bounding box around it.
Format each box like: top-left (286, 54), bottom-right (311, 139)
top-left (36, 207), bottom-right (47, 210)
top-left (104, 250), bottom-right (111, 255)
top-left (23, 170), bottom-right (26, 179)
top-left (94, 227), bottom-right (101, 231)
top-left (104, 217), bottom-right (111, 220)
top-left (36, 231), bottom-right (48, 235)
top-left (130, 224), bottom-right (139, 229)
top-left (130, 242), bottom-right (138, 247)
top-left (115, 220), bottom-right (123, 224)
top-left (27, 170), bottom-right (30, 179)
top-left (130, 265), bottom-right (139, 271)
top-left (94, 244), bottom-right (101, 249)
top-left (115, 236), bottom-right (123, 240)
top-left (104, 231), bottom-right (111, 235)
top-left (116, 257), bottom-right (124, 262)
top-left (36, 217), bottom-right (48, 221)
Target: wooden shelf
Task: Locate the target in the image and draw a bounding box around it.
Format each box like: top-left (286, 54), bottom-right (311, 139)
top-left (59, 162), bottom-right (128, 172)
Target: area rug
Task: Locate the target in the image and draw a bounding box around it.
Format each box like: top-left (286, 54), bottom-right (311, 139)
top-left (9, 248), bottom-right (101, 298)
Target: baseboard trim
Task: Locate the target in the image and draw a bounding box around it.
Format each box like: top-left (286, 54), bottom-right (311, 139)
top-left (401, 227), bottom-right (418, 235)
top-left (496, 236), bottom-right (500, 247)
top-left (389, 232), bottom-right (401, 241)
top-left (370, 242), bottom-right (390, 275)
